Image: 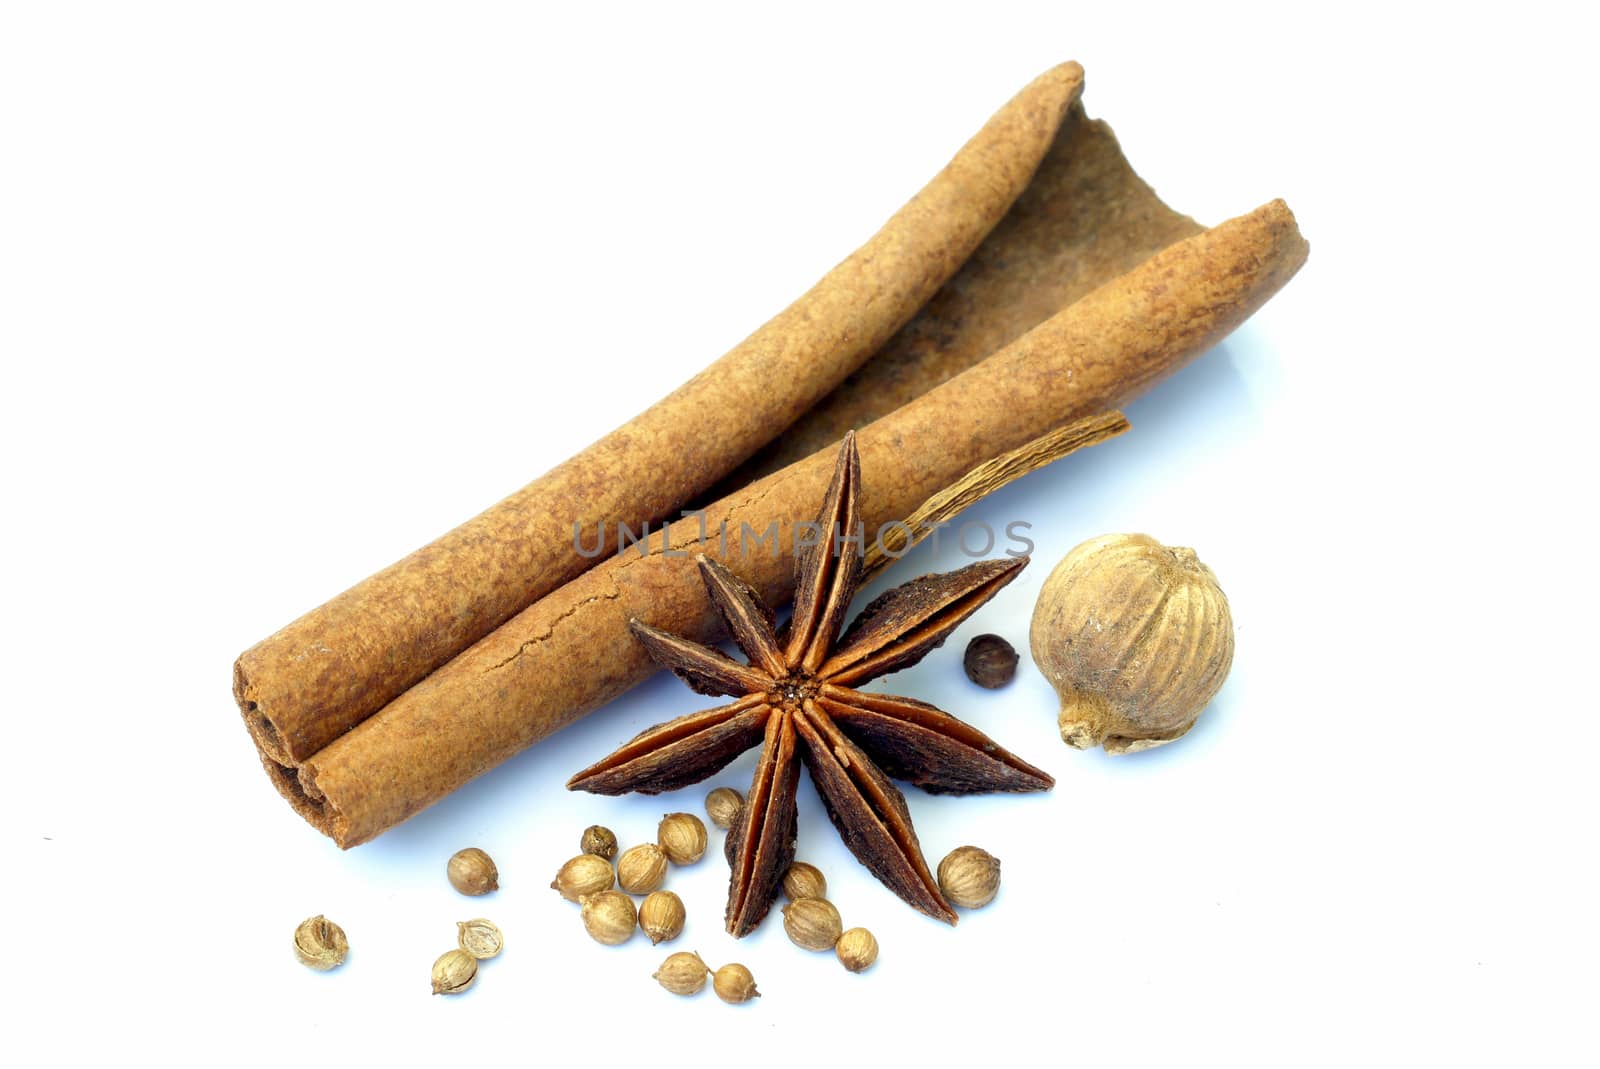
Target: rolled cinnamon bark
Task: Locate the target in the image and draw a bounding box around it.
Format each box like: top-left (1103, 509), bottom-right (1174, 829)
top-left (234, 62), bottom-right (1088, 765)
top-left (283, 200), bottom-right (1308, 846)
top-left (714, 99), bottom-right (1204, 491)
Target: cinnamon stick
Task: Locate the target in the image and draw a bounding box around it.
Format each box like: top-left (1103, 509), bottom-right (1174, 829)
top-left (714, 97), bottom-right (1203, 493)
top-left (278, 200), bottom-right (1308, 846)
top-left (233, 61), bottom-right (1089, 765)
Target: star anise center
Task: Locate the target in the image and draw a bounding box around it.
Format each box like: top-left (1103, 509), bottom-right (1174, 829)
top-left (771, 674), bottom-right (819, 710)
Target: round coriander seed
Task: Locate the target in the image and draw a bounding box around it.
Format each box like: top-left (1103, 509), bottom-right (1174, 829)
top-left (836, 927), bottom-right (879, 973)
top-left (292, 914), bottom-right (348, 971)
top-left (704, 787), bottom-right (744, 830)
top-left (446, 847), bottom-right (499, 896)
top-left (782, 897), bottom-right (843, 951)
top-left (431, 948), bottom-right (478, 995)
top-left (638, 890), bottom-right (686, 945)
top-left (579, 890), bottom-right (637, 946)
top-left (713, 962), bottom-right (761, 1004)
top-left (653, 951), bottom-right (711, 996)
top-left (963, 633), bottom-right (1019, 689)
top-left (937, 845), bottom-right (1001, 908)
top-left (580, 824), bottom-right (618, 860)
top-left (658, 812), bottom-right (708, 865)
top-left (551, 853), bottom-right (615, 902)
top-left (781, 861), bottom-right (827, 902)
top-left (617, 843), bottom-right (669, 893)
top-left (456, 918), bottom-right (504, 960)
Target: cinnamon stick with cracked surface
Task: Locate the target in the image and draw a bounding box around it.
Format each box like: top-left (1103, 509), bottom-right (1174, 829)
top-left (279, 200), bottom-right (1308, 846)
top-left (233, 61), bottom-right (1088, 766)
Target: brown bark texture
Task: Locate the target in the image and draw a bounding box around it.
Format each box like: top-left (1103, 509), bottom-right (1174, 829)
top-left (713, 92), bottom-right (1204, 492)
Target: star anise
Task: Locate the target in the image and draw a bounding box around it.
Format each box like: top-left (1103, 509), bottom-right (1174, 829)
top-left (568, 432), bottom-right (1053, 935)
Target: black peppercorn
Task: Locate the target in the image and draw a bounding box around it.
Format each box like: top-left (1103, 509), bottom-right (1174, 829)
top-left (963, 633), bottom-right (1018, 688)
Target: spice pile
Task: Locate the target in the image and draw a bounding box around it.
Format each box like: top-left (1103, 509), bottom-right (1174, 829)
top-left (267, 58), bottom-right (1273, 1009)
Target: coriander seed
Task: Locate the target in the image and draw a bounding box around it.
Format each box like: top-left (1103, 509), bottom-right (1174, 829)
top-left (446, 847), bottom-right (499, 896)
top-left (657, 812), bottom-right (708, 865)
top-left (579, 890), bottom-right (636, 946)
top-left (456, 918), bottom-right (504, 960)
top-left (836, 927), bottom-right (879, 973)
top-left (431, 948), bottom-right (478, 995)
top-left (551, 853), bottom-right (615, 902)
top-left (638, 890), bottom-right (686, 945)
top-left (781, 861), bottom-right (827, 902)
top-left (937, 845), bottom-right (1001, 908)
top-left (704, 787), bottom-right (744, 830)
top-left (782, 897), bottom-right (843, 951)
top-left (653, 951), bottom-right (711, 996)
top-left (616, 843), bottom-right (669, 893)
top-left (713, 962), bottom-right (760, 1004)
top-left (292, 914), bottom-right (348, 971)
top-left (963, 633), bottom-right (1019, 688)
top-left (580, 824), bottom-right (618, 860)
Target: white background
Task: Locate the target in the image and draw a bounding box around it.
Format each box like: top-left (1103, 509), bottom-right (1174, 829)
top-left (3, 2), bottom-right (1594, 1065)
